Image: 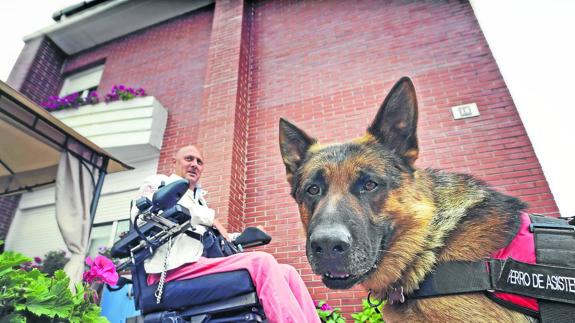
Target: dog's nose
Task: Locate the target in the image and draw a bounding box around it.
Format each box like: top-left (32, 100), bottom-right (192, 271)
top-left (309, 225), bottom-right (351, 258)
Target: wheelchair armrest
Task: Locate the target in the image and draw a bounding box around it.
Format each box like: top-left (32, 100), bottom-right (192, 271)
top-left (111, 221), bottom-right (158, 258)
top-left (234, 227), bottom-right (271, 249)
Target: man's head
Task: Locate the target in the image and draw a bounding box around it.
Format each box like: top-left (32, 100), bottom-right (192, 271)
top-left (173, 145), bottom-right (204, 188)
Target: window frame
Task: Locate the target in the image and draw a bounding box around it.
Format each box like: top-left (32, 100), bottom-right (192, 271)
top-left (59, 65), bottom-right (104, 98)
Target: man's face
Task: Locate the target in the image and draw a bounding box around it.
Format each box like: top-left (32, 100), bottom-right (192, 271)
top-left (173, 146), bottom-right (204, 187)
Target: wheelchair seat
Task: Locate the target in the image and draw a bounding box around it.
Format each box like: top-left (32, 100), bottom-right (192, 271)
top-left (135, 266), bottom-right (258, 314)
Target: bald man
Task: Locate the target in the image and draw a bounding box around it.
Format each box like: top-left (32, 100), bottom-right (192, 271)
top-left (131, 145), bottom-right (320, 322)
top-left (131, 145), bottom-right (224, 273)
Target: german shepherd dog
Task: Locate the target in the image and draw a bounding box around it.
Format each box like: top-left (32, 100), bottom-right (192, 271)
top-left (279, 77), bottom-right (536, 322)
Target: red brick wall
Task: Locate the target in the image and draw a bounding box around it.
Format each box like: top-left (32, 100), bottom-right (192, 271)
top-left (0, 195), bottom-right (21, 242)
top-left (63, 6), bottom-right (215, 175)
top-left (246, 0), bottom-right (559, 314)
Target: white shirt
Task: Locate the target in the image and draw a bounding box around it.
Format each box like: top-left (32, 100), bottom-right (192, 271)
top-left (130, 174), bottom-right (215, 273)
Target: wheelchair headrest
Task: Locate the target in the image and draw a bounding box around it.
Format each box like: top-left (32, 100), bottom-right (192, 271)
top-left (151, 179), bottom-right (189, 213)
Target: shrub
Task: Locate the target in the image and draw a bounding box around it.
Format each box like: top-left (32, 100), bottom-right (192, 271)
top-left (42, 250), bottom-right (70, 276)
top-left (315, 300), bottom-right (346, 323)
top-left (351, 299), bottom-right (385, 323)
top-left (0, 241), bottom-right (109, 322)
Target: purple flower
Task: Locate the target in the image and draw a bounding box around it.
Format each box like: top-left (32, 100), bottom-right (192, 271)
top-left (42, 84), bottom-right (147, 112)
top-left (34, 257), bottom-right (42, 264)
top-left (321, 303), bottom-right (333, 311)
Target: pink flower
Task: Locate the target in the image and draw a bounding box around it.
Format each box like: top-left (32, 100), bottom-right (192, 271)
top-left (83, 255), bottom-right (119, 286)
top-left (321, 303), bottom-right (333, 311)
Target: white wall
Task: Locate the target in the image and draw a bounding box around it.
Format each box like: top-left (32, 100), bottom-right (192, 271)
top-left (471, 0), bottom-right (575, 217)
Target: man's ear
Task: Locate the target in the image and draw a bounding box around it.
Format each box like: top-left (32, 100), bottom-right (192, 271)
top-left (279, 118), bottom-right (317, 185)
top-left (367, 77), bottom-right (419, 168)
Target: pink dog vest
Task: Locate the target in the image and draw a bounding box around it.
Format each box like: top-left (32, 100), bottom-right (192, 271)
top-left (490, 212), bottom-right (538, 312)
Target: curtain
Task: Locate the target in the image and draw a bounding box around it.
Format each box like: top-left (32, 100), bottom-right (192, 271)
top-left (55, 151), bottom-right (98, 289)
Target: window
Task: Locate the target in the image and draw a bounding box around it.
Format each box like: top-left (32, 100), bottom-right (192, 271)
top-left (60, 65), bottom-right (104, 99)
top-left (87, 219), bottom-right (130, 258)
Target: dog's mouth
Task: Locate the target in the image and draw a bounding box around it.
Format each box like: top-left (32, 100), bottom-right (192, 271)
top-left (322, 271), bottom-right (359, 289)
top-left (320, 262), bottom-right (377, 289)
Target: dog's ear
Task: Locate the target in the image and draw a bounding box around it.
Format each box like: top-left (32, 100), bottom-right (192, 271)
top-left (279, 118), bottom-right (317, 184)
top-left (368, 77), bottom-right (419, 168)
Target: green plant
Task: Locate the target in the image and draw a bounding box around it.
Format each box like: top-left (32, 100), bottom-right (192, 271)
top-left (104, 85), bottom-right (146, 102)
top-left (41, 84), bottom-right (147, 112)
top-left (351, 299), bottom-right (385, 323)
top-left (0, 241), bottom-right (108, 322)
top-left (315, 300), bottom-right (346, 323)
top-left (42, 250), bottom-right (70, 276)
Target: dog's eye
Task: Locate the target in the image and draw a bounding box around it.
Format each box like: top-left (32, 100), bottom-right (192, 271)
top-left (306, 185), bottom-right (321, 196)
top-left (363, 180), bottom-right (378, 192)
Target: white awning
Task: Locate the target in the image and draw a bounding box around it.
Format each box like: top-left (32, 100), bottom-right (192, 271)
top-left (1, 80), bottom-right (133, 288)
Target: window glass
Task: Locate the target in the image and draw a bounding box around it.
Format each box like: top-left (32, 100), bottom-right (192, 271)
top-left (88, 223), bottom-right (112, 257)
top-left (87, 219), bottom-right (131, 258)
top-left (114, 220), bottom-right (130, 243)
top-left (60, 65), bottom-right (104, 98)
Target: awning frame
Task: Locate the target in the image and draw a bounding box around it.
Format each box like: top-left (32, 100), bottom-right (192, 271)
top-left (0, 80), bottom-right (131, 196)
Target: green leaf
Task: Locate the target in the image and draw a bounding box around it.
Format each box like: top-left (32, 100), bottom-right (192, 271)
top-left (352, 298), bottom-right (386, 322)
top-left (80, 303), bottom-right (110, 323)
top-left (0, 252), bottom-right (31, 274)
top-left (72, 282), bottom-right (87, 306)
top-left (16, 271), bottom-right (73, 319)
top-left (53, 269), bottom-right (68, 280)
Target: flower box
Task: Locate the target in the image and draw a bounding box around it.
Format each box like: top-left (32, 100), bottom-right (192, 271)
top-left (51, 96), bottom-right (167, 163)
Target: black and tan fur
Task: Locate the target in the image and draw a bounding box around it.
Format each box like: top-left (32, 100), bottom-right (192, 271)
top-left (279, 77), bottom-right (535, 322)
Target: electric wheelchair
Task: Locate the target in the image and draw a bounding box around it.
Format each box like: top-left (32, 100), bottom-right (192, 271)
top-left (110, 179), bottom-right (271, 322)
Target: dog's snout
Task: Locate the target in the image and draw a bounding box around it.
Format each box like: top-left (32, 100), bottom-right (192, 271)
top-left (309, 225), bottom-right (352, 258)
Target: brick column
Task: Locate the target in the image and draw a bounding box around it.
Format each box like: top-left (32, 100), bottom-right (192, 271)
top-left (197, 0), bottom-right (251, 232)
top-left (8, 37), bottom-right (66, 104)
top-left (0, 195), bottom-right (21, 242)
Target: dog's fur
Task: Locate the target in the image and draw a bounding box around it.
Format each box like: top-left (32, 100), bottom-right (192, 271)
top-left (279, 77), bottom-right (536, 322)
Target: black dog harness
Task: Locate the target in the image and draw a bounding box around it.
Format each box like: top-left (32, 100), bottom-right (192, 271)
top-left (406, 215), bottom-right (575, 322)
